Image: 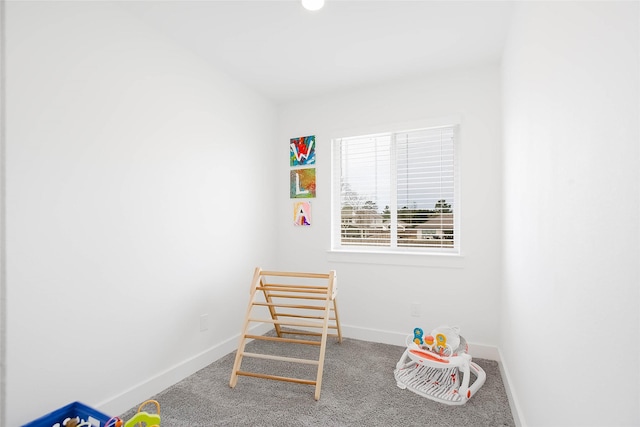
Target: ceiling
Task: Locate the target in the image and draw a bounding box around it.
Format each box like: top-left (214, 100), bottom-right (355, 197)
top-left (119, 1), bottom-right (515, 104)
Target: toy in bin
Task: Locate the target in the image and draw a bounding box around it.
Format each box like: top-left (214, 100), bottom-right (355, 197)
top-left (394, 325), bottom-right (486, 405)
top-left (21, 401), bottom-right (111, 427)
top-left (105, 400), bottom-right (160, 427)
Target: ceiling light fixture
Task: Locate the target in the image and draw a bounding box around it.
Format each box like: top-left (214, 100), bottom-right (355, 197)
top-left (301, 0), bottom-right (325, 12)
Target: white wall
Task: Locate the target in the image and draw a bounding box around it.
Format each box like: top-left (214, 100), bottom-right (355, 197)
top-left (501, 2), bottom-right (639, 426)
top-left (5, 2), bottom-right (277, 425)
top-left (0, 0), bottom-right (6, 423)
top-left (277, 64), bottom-right (503, 352)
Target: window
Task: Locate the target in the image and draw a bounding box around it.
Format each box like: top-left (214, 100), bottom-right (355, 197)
top-left (331, 125), bottom-right (459, 254)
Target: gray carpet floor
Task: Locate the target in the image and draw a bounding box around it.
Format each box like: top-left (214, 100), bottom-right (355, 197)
top-left (120, 332), bottom-right (515, 426)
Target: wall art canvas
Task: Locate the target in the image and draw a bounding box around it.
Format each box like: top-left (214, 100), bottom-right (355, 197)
top-left (290, 168), bottom-right (316, 198)
top-left (290, 135), bottom-right (316, 167)
top-left (293, 201), bottom-right (312, 226)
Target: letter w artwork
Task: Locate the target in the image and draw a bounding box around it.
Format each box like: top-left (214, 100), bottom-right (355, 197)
top-left (290, 135), bottom-right (316, 166)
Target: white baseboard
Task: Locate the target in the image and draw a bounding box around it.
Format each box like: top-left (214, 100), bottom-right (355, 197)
top-left (498, 348), bottom-right (526, 427)
top-left (95, 323), bottom-right (272, 417)
top-left (340, 324), bottom-right (408, 347)
top-left (339, 323), bottom-right (501, 361)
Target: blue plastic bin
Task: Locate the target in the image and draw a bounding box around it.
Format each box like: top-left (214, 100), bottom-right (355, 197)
top-left (22, 401), bottom-right (112, 427)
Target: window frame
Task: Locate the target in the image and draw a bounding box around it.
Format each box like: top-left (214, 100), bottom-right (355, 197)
top-left (330, 118), bottom-right (462, 261)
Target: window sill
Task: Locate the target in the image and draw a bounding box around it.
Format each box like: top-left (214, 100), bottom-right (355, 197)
top-left (326, 249), bottom-right (464, 268)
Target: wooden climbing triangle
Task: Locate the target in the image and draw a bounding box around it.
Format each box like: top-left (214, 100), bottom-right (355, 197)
top-left (229, 267), bottom-right (342, 400)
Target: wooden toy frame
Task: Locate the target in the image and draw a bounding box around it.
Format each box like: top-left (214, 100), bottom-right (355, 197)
top-left (229, 267), bottom-right (342, 400)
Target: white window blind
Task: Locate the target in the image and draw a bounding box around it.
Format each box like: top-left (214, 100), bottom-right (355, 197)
top-left (332, 125), bottom-right (458, 253)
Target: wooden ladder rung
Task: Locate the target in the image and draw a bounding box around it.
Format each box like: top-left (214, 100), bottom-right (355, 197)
top-left (260, 270), bottom-right (330, 279)
top-left (279, 330), bottom-right (340, 338)
top-left (244, 334), bottom-right (321, 346)
top-left (242, 351), bottom-right (319, 365)
top-left (262, 282), bottom-right (329, 290)
top-left (236, 371), bottom-right (316, 386)
top-left (271, 313), bottom-right (335, 321)
top-left (253, 302), bottom-right (325, 310)
top-left (256, 286), bottom-right (328, 295)
top-left (248, 317), bottom-right (326, 328)
top-left (279, 327), bottom-right (339, 334)
top-left (262, 294), bottom-right (327, 300)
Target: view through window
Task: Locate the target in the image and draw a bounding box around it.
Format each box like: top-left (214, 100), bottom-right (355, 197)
top-left (332, 125), bottom-right (458, 253)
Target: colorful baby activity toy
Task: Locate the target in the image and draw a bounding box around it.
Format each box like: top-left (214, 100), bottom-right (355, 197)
top-left (394, 325), bottom-right (486, 405)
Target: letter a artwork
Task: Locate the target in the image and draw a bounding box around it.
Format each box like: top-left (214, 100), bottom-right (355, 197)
top-left (293, 201), bottom-right (312, 226)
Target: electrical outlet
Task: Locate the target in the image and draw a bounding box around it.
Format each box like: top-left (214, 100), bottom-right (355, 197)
top-left (200, 314), bottom-right (209, 332)
top-left (410, 303), bottom-right (421, 317)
